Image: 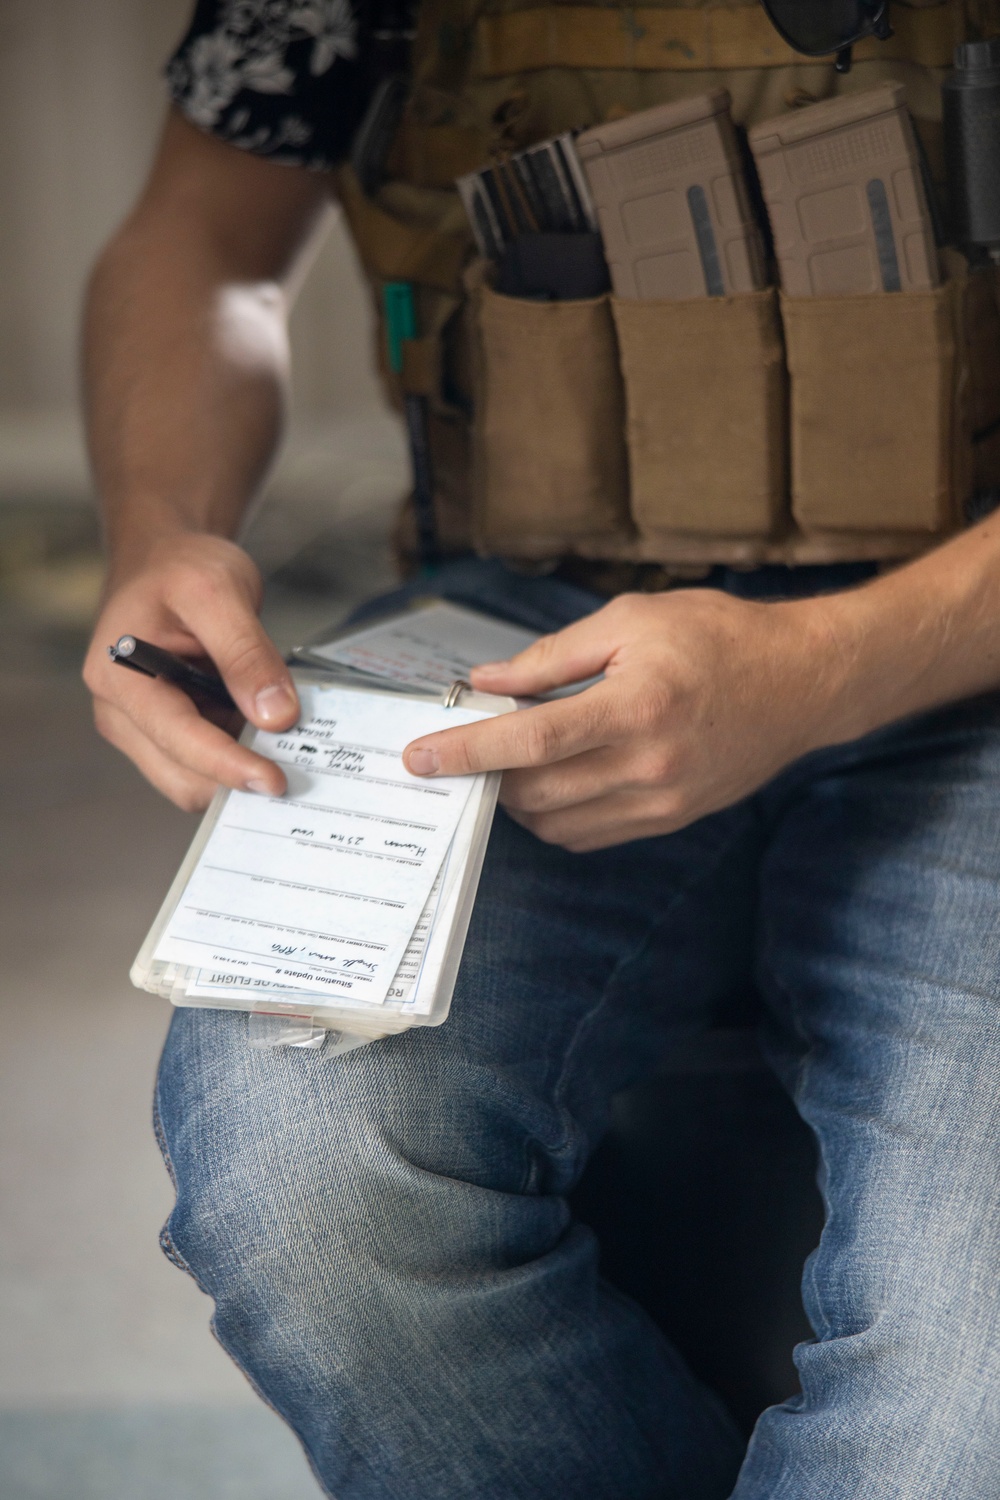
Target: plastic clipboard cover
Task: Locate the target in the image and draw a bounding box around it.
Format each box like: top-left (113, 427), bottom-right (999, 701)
top-left (130, 669), bottom-right (513, 1039)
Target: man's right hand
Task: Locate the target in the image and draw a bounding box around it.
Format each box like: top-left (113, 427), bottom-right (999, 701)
top-left (83, 534), bottom-right (300, 812)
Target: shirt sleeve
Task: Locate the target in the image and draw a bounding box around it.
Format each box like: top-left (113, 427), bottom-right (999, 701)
top-left (165, 0), bottom-right (370, 170)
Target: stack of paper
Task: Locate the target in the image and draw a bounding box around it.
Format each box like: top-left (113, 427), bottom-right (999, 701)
top-left (132, 672), bottom-right (513, 1042)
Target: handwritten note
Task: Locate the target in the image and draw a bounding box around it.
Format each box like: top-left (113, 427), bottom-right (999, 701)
top-left (151, 682), bottom-right (491, 1007)
top-left (186, 861), bottom-right (446, 1011)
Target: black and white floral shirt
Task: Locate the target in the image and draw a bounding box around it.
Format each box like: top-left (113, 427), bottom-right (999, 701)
top-left (166, 0), bottom-right (373, 170)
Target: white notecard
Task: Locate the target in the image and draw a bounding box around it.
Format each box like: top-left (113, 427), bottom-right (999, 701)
top-left (151, 682), bottom-right (492, 1007)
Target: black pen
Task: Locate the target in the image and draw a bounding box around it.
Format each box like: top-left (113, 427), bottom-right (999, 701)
top-left (107, 634), bottom-right (237, 711)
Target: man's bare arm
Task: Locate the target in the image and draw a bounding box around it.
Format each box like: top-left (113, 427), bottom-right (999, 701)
top-left (83, 109), bottom-right (329, 809)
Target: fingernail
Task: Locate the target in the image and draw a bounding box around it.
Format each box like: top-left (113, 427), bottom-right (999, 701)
top-left (406, 748), bottom-right (439, 776)
top-left (245, 777), bottom-right (273, 796)
top-left (475, 660), bottom-right (510, 675)
top-left (255, 683), bottom-right (295, 724)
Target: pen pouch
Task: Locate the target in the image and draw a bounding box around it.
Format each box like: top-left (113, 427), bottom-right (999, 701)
top-left (468, 265), bottom-right (632, 557)
top-left (780, 267), bottom-right (974, 535)
top-left (612, 289), bottom-right (788, 539)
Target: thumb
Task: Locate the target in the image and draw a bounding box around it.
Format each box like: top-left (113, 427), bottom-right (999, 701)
top-left (183, 588), bottom-right (299, 731)
top-left (470, 613), bottom-right (614, 697)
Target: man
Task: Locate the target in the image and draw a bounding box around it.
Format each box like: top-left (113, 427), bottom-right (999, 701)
top-left (83, 1), bottom-right (1000, 1495)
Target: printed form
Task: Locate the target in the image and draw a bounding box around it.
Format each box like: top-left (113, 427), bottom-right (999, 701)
top-left (186, 793), bottom-right (477, 1016)
top-left (151, 682), bottom-right (492, 1007)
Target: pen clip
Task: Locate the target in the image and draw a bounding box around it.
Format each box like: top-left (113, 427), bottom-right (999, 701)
top-left (442, 679), bottom-right (471, 708)
top-left (107, 643), bottom-right (156, 678)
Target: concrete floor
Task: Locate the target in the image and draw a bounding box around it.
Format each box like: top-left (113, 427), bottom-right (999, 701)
top-left (0, 498), bottom-right (396, 1498)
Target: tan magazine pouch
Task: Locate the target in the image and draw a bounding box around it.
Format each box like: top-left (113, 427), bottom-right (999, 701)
top-left (468, 271), bottom-right (632, 556)
top-left (781, 271), bottom-right (971, 536)
top-left (340, 0), bottom-right (1000, 567)
top-left (612, 290), bottom-right (787, 540)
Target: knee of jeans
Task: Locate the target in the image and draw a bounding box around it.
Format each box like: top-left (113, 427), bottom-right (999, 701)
top-left (746, 1314), bottom-right (999, 1500)
top-left (156, 1016), bottom-right (570, 1313)
top-left (794, 1237), bottom-right (1000, 1444)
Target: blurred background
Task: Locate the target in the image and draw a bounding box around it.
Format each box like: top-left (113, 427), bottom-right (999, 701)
top-left (0, 1), bottom-right (407, 1495)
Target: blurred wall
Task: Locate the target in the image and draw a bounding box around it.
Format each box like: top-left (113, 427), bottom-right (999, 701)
top-left (0, 0), bottom-right (389, 500)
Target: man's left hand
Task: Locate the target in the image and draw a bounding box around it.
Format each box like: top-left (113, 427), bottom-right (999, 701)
top-left (402, 589), bottom-right (847, 852)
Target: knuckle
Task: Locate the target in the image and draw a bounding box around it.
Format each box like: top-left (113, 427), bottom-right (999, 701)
top-left (168, 550), bottom-right (257, 612)
top-left (174, 784), bottom-right (211, 814)
top-left (500, 773), bottom-right (544, 814)
top-left (522, 714), bottom-right (563, 767)
top-left (631, 686), bottom-right (672, 736)
top-left (461, 745), bottom-right (483, 777)
top-left (180, 560), bottom-right (234, 604)
top-left (218, 629), bottom-right (271, 684)
top-left (634, 745), bottom-right (673, 786)
top-left (607, 591), bottom-right (644, 625)
top-left (204, 737), bottom-right (251, 784)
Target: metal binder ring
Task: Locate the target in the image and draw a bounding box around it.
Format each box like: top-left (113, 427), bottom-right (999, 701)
top-left (443, 679), bottom-right (471, 708)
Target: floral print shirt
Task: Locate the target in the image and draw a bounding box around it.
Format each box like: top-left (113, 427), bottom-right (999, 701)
top-left (166, 0), bottom-right (371, 170)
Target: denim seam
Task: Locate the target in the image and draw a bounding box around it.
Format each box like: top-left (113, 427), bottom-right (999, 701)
top-left (205, 1314), bottom-right (342, 1500)
top-left (151, 1084), bottom-right (219, 1295)
top-left (154, 1068), bottom-right (341, 1498)
top-left (152, 1090), bottom-right (177, 1190)
top-left (548, 807), bottom-right (762, 1176)
top-left (753, 950), bottom-right (831, 1343)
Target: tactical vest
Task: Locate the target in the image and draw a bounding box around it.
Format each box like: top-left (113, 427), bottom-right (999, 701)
top-left (335, 0), bottom-right (1000, 571)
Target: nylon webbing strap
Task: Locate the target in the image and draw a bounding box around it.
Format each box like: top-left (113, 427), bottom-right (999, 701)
top-left (473, 2), bottom-right (965, 77)
top-left (335, 166), bottom-right (470, 292)
top-left (389, 120), bottom-right (492, 186)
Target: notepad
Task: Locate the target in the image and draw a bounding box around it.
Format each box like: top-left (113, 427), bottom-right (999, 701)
top-left (131, 664), bottom-right (516, 1043)
top-left (297, 599), bottom-right (540, 693)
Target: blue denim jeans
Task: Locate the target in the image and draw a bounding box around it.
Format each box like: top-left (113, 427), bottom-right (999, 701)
top-left (155, 560), bottom-right (1000, 1499)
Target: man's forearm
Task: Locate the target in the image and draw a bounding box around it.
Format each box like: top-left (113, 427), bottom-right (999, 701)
top-left (82, 111), bottom-right (328, 582)
top-left (80, 113), bottom-right (331, 811)
top-left (815, 515), bottom-right (1000, 747)
top-left (83, 224), bottom-right (290, 576)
